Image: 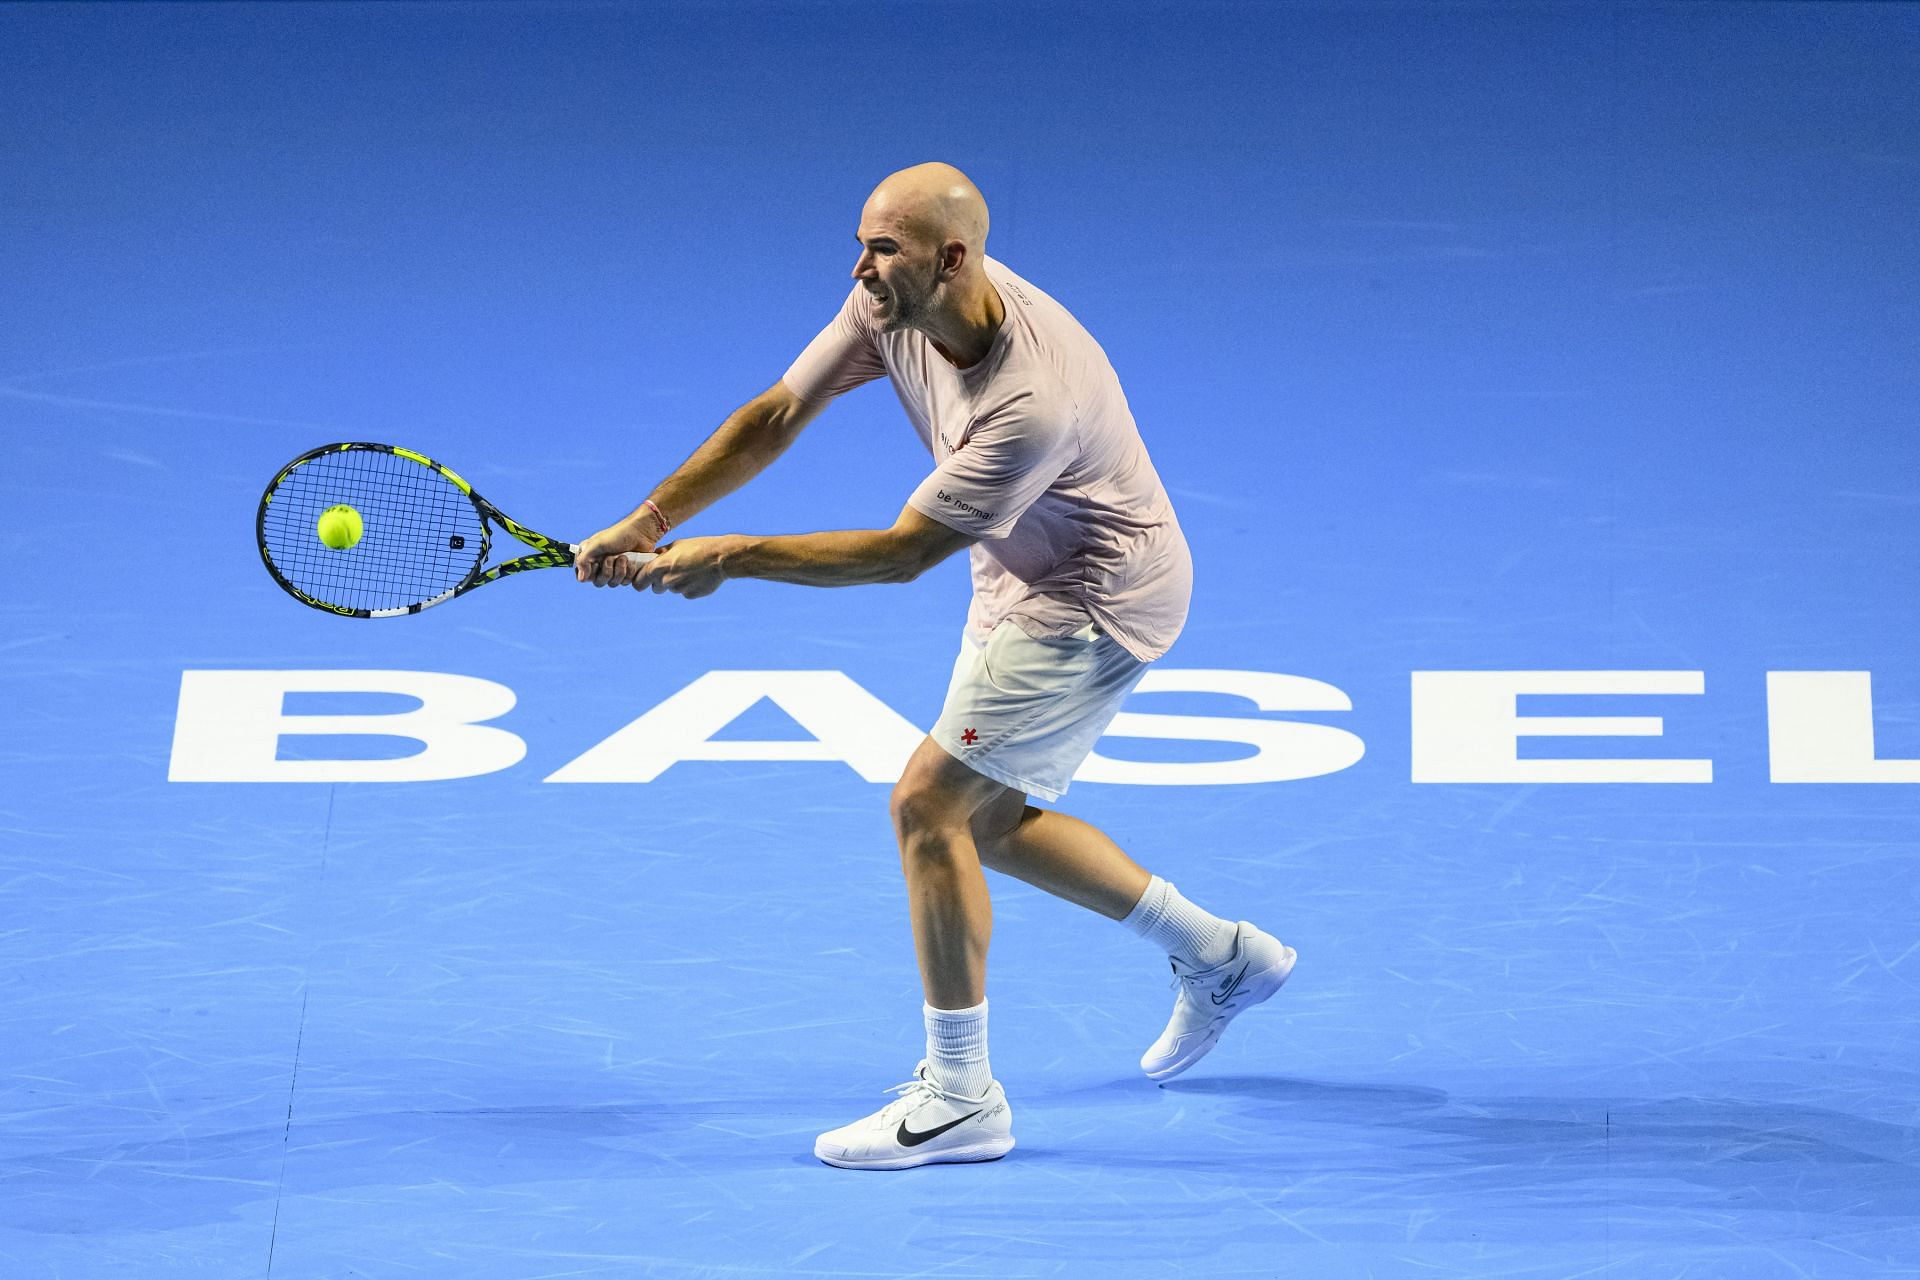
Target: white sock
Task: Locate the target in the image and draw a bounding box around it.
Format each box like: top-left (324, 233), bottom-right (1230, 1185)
top-left (923, 1000), bottom-right (992, 1099)
top-left (1121, 875), bottom-right (1238, 970)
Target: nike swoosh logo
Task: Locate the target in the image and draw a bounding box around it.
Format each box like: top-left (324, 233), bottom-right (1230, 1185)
top-left (897, 1109), bottom-right (982, 1147)
top-left (1209, 963), bottom-right (1252, 1006)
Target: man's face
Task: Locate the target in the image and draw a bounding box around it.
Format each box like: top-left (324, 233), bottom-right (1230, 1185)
top-left (852, 199), bottom-right (942, 333)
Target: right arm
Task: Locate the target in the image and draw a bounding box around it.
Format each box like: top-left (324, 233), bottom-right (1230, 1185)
top-left (575, 380), bottom-right (825, 585)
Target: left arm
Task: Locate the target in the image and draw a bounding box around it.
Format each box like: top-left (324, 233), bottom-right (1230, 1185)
top-left (635, 504), bottom-right (975, 598)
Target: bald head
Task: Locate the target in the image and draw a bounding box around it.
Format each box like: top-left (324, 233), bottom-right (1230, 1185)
top-left (864, 162), bottom-right (990, 259)
top-left (852, 163), bottom-right (1002, 355)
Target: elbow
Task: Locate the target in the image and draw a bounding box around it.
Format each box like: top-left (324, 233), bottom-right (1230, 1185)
top-left (878, 520), bottom-right (972, 584)
top-left (729, 404), bottom-right (804, 465)
top-left (883, 542), bottom-right (949, 584)
top-left (884, 557), bottom-right (928, 585)
top-left (741, 422), bottom-right (800, 468)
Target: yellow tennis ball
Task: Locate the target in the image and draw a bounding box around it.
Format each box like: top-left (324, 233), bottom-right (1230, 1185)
top-left (317, 504), bottom-right (363, 550)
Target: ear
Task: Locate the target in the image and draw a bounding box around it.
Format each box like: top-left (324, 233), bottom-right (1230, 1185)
top-left (937, 239), bottom-right (968, 280)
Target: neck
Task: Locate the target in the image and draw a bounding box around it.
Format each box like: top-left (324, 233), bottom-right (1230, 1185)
top-left (923, 272), bottom-right (1005, 369)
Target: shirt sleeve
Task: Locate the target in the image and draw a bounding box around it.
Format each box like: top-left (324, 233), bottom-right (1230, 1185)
top-left (781, 286), bottom-right (888, 404)
top-left (906, 389), bottom-right (1076, 540)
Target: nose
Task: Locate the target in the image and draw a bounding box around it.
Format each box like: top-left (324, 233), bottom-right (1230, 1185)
top-left (852, 246), bottom-right (875, 279)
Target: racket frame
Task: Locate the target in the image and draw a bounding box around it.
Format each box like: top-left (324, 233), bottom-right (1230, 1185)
top-left (258, 441), bottom-right (587, 618)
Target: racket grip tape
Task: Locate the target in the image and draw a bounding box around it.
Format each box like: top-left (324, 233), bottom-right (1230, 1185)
top-left (564, 546), bottom-right (658, 568)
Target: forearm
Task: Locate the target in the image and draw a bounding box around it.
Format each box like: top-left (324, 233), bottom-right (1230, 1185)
top-left (621, 387), bottom-right (812, 533)
top-left (718, 529), bottom-right (934, 587)
top-left (629, 504), bottom-right (971, 599)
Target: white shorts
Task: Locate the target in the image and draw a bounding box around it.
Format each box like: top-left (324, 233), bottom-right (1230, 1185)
top-left (929, 620), bottom-right (1151, 802)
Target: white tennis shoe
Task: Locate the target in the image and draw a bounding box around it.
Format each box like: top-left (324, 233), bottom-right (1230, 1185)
top-left (814, 1061), bottom-right (1014, 1170)
top-left (1141, 921), bottom-right (1296, 1082)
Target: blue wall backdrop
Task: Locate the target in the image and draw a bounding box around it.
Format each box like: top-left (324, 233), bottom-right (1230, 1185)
top-left (2, 3), bottom-right (1917, 1277)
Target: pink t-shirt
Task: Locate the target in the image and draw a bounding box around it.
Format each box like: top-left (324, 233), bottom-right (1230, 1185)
top-left (781, 257), bottom-right (1191, 662)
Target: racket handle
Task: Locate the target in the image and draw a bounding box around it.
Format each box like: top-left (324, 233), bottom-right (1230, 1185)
top-left (565, 544), bottom-right (658, 567)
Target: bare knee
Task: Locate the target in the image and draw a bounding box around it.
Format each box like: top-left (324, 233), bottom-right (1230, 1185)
top-left (890, 737), bottom-right (1021, 871)
top-left (891, 775), bottom-right (969, 865)
top-left (889, 769), bottom-right (939, 836)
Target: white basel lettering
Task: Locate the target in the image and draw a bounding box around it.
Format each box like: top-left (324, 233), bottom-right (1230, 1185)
top-left (167, 669), bottom-right (527, 783)
top-left (1076, 670), bottom-right (1366, 785)
top-left (165, 667), bottom-right (1914, 786)
top-left (1409, 670), bottom-right (1712, 783)
top-left (1767, 671), bottom-right (1920, 783)
top-left (545, 670), bottom-right (924, 783)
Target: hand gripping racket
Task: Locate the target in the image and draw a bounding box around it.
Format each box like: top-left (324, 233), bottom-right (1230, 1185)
top-left (257, 441), bottom-right (653, 617)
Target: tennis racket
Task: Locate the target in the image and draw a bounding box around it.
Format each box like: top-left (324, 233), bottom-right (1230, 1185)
top-left (257, 441), bottom-right (653, 617)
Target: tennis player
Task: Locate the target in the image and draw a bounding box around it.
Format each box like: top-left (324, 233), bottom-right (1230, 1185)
top-left (576, 163), bottom-right (1295, 1170)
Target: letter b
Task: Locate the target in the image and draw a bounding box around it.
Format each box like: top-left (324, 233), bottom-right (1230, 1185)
top-left (167, 670), bottom-right (526, 782)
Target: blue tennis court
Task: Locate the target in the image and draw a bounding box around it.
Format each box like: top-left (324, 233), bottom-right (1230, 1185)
top-left (3, 3), bottom-right (1917, 1276)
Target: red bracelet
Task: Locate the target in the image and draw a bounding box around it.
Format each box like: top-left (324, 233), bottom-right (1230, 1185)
top-left (641, 498), bottom-right (672, 534)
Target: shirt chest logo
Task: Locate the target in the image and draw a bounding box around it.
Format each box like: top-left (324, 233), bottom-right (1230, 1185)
top-left (936, 420), bottom-right (979, 457)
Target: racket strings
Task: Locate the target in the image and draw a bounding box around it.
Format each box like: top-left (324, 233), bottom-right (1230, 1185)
top-left (261, 448), bottom-right (486, 613)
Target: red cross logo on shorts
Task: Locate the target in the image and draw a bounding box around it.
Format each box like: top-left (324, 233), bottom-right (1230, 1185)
top-left (960, 728), bottom-right (979, 745)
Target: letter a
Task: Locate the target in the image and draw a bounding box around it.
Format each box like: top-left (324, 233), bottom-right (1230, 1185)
top-left (546, 671), bottom-right (923, 783)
